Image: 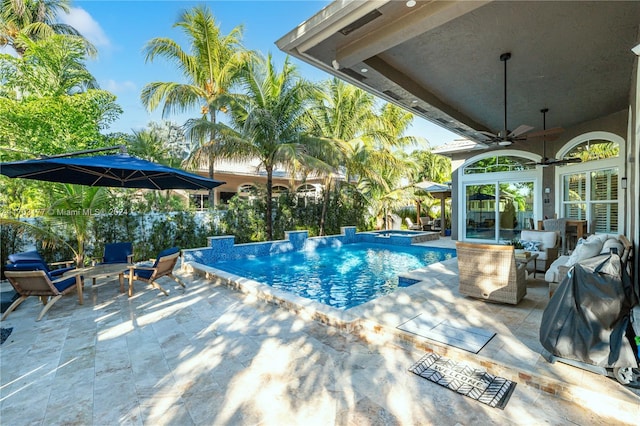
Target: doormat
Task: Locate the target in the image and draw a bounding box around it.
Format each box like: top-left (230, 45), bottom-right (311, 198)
top-left (1, 327), bottom-right (13, 345)
top-left (409, 353), bottom-right (516, 409)
top-left (397, 314), bottom-right (495, 353)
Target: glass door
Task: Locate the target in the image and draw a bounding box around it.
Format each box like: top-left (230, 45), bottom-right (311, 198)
top-left (465, 184), bottom-right (496, 241)
top-left (464, 181), bottom-right (534, 242)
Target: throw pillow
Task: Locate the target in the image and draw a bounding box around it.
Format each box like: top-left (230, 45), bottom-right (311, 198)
top-left (566, 237), bottom-right (605, 266)
top-left (523, 240), bottom-right (541, 252)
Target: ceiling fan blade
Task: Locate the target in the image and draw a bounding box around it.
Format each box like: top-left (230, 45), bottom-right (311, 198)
top-left (509, 124), bottom-right (534, 138)
top-left (478, 130), bottom-right (499, 139)
top-left (557, 157), bottom-right (581, 164)
top-left (525, 127), bottom-right (564, 139)
top-left (537, 157), bottom-right (581, 166)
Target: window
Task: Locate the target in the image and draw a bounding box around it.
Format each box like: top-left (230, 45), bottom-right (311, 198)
top-left (558, 133), bottom-right (622, 235)
top-left (238, 184), bottom-right (257, 197)
top-left (272, 185), bottom-right (289, 196)
top-left (563, 139), bottom-right (619, 163)
top-left (463, 155), bottom-right (535, 175)
top-left (561, 168), bottom-right (618, 233)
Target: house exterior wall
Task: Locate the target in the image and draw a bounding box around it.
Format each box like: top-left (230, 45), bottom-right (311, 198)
top-left (630, 45), bottom-right (639, 280)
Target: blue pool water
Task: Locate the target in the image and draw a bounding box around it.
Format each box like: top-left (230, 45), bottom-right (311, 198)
top-left (213, 242), bottom-right (456, 309)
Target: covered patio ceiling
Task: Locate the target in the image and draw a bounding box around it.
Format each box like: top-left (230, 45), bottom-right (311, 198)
top-left (277, 1), bottom-right (640, 145)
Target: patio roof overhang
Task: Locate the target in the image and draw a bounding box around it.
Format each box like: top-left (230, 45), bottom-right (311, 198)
top-left (276, 1), bottom-right (640, 145)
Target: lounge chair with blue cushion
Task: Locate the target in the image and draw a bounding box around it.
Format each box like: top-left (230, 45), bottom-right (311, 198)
top-left (92, 242), bottom-right (133, 285)
top-left (7, 250), bottom-right (75, 278)
top-left (95, 242), bottom-right (133, 265)
top-left (2, 263), bottom-right (80, 321)
top-left (125, 247), bottom-right (184, 296)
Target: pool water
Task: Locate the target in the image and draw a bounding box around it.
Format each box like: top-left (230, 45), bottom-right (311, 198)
top-left (213, 242), bottom-right (456, 309)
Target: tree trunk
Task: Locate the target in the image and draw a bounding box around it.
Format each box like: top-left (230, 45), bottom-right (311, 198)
top-left (208, 110), bottom-right (217, 208)
top-left (319, 177), bottom-right (332, 236)
top-left (76, 238), bottom-right (85, 267)
top-left (266, 164), bottom-right (273, 240)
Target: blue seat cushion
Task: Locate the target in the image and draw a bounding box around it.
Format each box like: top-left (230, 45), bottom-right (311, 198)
top-left (49, 267), bottom-right (75, 277)
top-left (103, 242), bottom-right (133, 264)
top-left (4, 262), bottom-right (53, 280)
top-left (8, 251), bottom-right (73, 275)
top-left (133, 269), bottom-right (154, 280)
top-left (53, 276), bottom-right (77, 292)
top-left (7, 250), bottom-right (45, 264)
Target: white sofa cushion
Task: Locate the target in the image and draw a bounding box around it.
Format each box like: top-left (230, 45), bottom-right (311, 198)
top-left (520, 230), bottom-right (557, 261)
top-left (545, 255), bottom-right (570, 283)
top-left (566, 234), bottom-right (606, 266)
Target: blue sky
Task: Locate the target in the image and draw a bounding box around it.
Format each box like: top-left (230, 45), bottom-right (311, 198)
top-left (61, 1), bottom-right (457, 147)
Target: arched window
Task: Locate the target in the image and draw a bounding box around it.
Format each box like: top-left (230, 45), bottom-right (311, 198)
top-left (562, 139), bottom-right (619, 163)
top-left (272, 185), bottom-right (289, 196)
top-left (463, 155), bottom-right (535, 175)
top-left (238, 183), bottom-right (258, 197)
top-left (557, 132), bottom-right (623, 234)
top-left (296, 184), bottom-right (318, 196)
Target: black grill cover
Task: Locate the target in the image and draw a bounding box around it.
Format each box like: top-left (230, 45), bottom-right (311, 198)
top-left (540, 253), bottom-right (638, 369)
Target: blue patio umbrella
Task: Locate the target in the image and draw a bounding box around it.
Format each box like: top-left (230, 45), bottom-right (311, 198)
top-left (0, 147), bottom-right (224, 190)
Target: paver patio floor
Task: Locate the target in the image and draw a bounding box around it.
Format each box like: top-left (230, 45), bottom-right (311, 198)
top-left (1, 239), bottom-right (638, 425)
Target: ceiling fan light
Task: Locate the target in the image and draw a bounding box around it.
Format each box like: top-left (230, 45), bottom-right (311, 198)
top-left (498, 140), bottom-right (512, 147)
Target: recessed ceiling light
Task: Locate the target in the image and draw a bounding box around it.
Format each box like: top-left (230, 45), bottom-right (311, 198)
top-left (406, 0), bottom-right (416, 7)
top-left (411, 100), bottom-right (418, 104)
top-left (360, 68), bottom-right (368, 73)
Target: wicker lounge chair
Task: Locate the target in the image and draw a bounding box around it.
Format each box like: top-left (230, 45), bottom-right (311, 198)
top-left (543, 218), bottom-right (568, 255)
top-left (2, 265), bottom-right (79, 321)
top-left (456, 241), bottom-right (527, 305)
top-left (125, 247), bottom-right (184, 296)
top-left (405, 217), bottom-right (422, 230)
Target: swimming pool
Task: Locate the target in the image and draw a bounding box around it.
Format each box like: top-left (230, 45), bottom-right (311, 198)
top-left (213, 242), bottom-right (456, 309)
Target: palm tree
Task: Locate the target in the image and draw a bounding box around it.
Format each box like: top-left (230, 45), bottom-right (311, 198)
top-left (1, 34), bottom-right (97, 97)
top-left (306, 79), bottom-right (419, 234)
top-left (207, 54), bottom-right (316, 240)
top-left (0, 0), bottom-right (95, 56)
top-left (47, 183), bottom-right (107, 266)
top-left (304, 78), bottom-right (376, 235)
top-left (141, 5), bottom-right (252, 206)
top-left (411, 149), bottom-right (451, 183)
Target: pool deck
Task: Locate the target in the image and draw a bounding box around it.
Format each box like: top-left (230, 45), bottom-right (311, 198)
top-left (1, 236), bottom-right (638, 424)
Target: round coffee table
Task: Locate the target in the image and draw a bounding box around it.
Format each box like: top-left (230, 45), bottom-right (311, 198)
top-left (64, 263), bottom-right (131, 303)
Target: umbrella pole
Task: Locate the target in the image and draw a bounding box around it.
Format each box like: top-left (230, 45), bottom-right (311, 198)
top-left (37, 145), bottom-right (126, 159)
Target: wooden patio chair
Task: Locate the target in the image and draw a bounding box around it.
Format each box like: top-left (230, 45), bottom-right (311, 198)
top-left (2, 268), bottom-right (79, 321)
top-left (456, 241), bottom-right (527, 305)
top-left (125, 247), bottom-right (185, 296)
top-left (91, 242), bottom-right (133, 285)
top-left (6, 250), bottom-right (75, 278)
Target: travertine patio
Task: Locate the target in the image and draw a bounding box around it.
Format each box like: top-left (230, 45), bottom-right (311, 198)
top-left (1, 238), bottom-right (638, 425)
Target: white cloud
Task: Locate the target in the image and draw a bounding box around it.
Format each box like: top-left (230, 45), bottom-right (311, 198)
top-left (102, 79), bottom-right (137, 94)
top-left (59, 7), bottom-right (110, 48)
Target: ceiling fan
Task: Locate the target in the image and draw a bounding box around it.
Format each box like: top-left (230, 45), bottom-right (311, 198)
top-left (529, 108), bottom-right (580, 166)
top-left (480, 52), bottom-right (563, 147)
